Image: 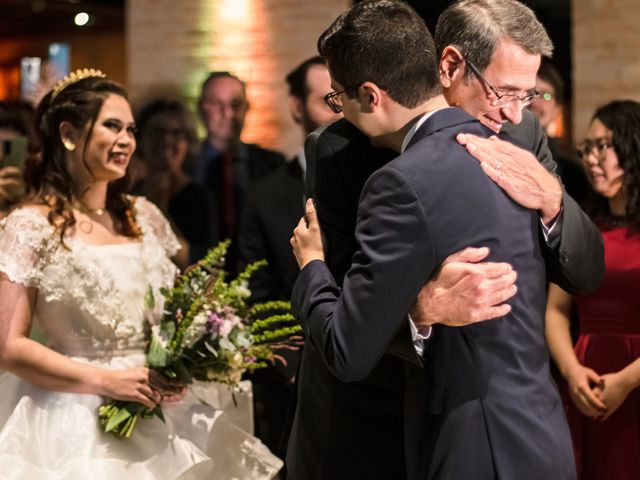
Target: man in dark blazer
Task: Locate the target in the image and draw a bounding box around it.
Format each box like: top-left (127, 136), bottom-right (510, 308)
top-left (239, 57), bottom-right (340, 303)
top-left (238, 57), bottom-right (339, 458)
top-left (287, 1), bottom-right (603, 479)
top-left (194, 71), bottom-right (285, 271)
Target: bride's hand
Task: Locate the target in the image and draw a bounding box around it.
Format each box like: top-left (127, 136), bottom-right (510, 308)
top-left (101, 367), bottom-right (163, 409)
top-left (161, 385), bottom-right (188, 404)
top-left (147, 369), bottom-right (187, 398)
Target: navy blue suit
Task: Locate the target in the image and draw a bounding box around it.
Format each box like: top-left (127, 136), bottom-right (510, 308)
top-left (291, 108), bottom-right (575, 479)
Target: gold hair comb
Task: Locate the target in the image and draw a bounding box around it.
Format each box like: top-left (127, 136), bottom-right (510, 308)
top-left (51, 68), bottom-right (107, 99)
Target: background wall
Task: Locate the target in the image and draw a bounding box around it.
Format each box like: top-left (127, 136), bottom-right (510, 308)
top-left (127, 0), bottom-right (349, 158)
top-left (572, 0), bottom-right (640, 140)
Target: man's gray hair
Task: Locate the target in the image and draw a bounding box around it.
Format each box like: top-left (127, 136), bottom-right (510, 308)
top-left (435, 0), bottom-right (553, 74)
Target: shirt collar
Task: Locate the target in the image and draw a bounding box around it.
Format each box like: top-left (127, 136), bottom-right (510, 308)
top-left (296, 146), bottom-right (306, 175)
top-left (400, 108), bottom-right (447, 154)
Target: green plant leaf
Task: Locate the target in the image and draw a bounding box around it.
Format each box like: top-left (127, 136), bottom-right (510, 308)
top-left (105, 407), bottom-right (132, 433)
top-left (147, 334), bottom-right (169, 367)
top-left (168, 359), bottom-right (193, 384)
top-left (144, 286), bottom-right (155, 310)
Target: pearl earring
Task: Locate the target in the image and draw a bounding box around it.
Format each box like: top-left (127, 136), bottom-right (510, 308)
top-left (63, 140), bottom-right (76, 152)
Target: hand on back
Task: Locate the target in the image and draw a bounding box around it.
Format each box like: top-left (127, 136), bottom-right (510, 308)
top-left (410, 246), bottom-right (517, 327)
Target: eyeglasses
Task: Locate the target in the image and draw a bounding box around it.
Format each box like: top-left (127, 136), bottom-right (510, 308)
top-left (466, 59), bottom-right (539, 108)
top-left (323, 84), bottom-right (362, 114)
top-left (576, 138), bottom-right (613, 159)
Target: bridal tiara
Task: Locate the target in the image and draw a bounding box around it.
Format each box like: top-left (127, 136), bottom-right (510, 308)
top-left (51, 68), bottom-right (107, 100)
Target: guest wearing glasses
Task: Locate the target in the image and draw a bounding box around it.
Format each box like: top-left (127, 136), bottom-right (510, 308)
top-left (546, 100), bottom-right (640, 480)
top-left (194, 72), bottom-right (285, 272)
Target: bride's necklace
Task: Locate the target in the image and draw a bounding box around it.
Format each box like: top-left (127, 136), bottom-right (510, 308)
top-left (74, 201), bottom-right (107, 216)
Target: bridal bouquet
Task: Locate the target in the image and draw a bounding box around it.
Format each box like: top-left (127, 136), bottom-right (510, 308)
top-left (98, 240), bottom-right (301, 438)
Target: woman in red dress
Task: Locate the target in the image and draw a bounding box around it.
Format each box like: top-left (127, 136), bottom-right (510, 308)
top-left (546, 100), bottom-right (640, 480)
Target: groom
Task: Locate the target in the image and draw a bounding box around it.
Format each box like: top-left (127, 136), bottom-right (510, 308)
top-left (290, 1), bottom-right (576, 479)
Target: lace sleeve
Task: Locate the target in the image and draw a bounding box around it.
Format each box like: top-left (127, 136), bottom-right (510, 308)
top-left (134, 196), bottom-right (181, 257)
top-left (0, 208), bottom-right (54, 287)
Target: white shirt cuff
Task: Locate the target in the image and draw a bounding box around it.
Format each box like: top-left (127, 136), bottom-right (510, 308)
top-left (408, 314), bottom-right (432, 356)
top-left (540, 206), bottom-right (563, 243)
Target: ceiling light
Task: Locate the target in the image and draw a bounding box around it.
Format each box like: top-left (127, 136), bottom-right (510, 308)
top-left (74, 12), bottom-right (90, 27)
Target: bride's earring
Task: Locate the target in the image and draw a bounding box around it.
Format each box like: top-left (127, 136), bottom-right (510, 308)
top-left (63, 140), bottom-right (76, 152)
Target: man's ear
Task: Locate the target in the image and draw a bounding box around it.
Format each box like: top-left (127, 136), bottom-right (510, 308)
top-left (289, 96), bottom-right (303, 125)
top-left (439, 46), bottom-right (465, 88)
top-left (359, 82), bottom-right (384, 112)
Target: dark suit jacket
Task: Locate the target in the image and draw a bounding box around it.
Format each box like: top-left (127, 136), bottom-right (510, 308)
top-left (286, 123), bottom-right (409, 480)
top-left (237, 160), bottom-right (304, 458)
top-left (292, 108), bottom-right (575, 480)
top-left (194, 141), bottom-right (285, 271)
top-left (287, 111), bottom-right (602, 480)
top-left (239, 159), bottom-right (305, 303)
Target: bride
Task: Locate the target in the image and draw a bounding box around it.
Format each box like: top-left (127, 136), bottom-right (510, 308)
top-left (0, 70), bottom-right (282, 479)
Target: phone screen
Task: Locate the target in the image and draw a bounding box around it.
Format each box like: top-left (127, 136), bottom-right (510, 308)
top-left (20, 57), bottom-right (41, 101)
top-left (48, 43), bottom-right (70, 80)
top-left (0, 137), bottom-right (28, 169)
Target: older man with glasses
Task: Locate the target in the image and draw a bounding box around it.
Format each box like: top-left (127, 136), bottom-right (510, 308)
top-left (285, 1), bottom-right (604, 479)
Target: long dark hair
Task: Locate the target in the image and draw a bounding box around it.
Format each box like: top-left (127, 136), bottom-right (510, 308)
top-left (25, 75), bottom-right (141, 243)
top-left (583, 100), bottom-right (640, 232)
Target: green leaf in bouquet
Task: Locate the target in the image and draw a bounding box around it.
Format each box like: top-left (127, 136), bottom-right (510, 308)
top-left (147, 333), bottom-right (170, 367)
top-left (252, 325), bottom-right (303, 343)
top-left (162, 320), bottom-right (176, 343)
top-left (249, 313), bottom-right (297, 332)
top-left (153, 404), bottom-right (165, 423)
top-left (234, 329), bottom-right (252, 348)
top-left (218, 336), bottom-right (236, 352)
top-left (203, 340), bottom-right (220, 357)
top-left (248, 300), bottom-right (292, 317)
top-left (104, 405), bottom-right (133, 433)
top-left (232, 259), bottom-right (267, 290)
top-left (168, 359), bottom-right (193, 384)
top-left (145, 286), bottom-right (156, 310)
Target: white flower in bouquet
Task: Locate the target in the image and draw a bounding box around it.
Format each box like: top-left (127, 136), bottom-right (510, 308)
top-left (234, 280), bottom-right (251, 299)
top-left (184, 310), bottom-right (210, 348)
top-left (150, 323), bottom-right (171, 349)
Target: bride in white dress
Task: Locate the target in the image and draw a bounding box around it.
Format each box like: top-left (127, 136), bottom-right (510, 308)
top-left (0, 71), bottom-right (283, 479)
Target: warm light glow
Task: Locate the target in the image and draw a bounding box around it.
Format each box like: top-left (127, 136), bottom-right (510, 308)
top-left (199, 0), bottom-right (279, 147)
top-left (218, 0), bottom-right (251, 23)
top-left (74, 12), bottom-right (90, 27)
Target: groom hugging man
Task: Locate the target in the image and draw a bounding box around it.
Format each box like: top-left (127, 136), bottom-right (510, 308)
top-left (290, 1), bottom-right (579, 479)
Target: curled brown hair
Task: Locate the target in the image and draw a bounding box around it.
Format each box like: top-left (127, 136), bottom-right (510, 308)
top-left (25, 75), bottom-right (141, 244)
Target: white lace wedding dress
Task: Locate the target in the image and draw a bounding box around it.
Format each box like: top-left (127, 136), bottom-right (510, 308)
top-left (0, 198), bottom-right (283, 479)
